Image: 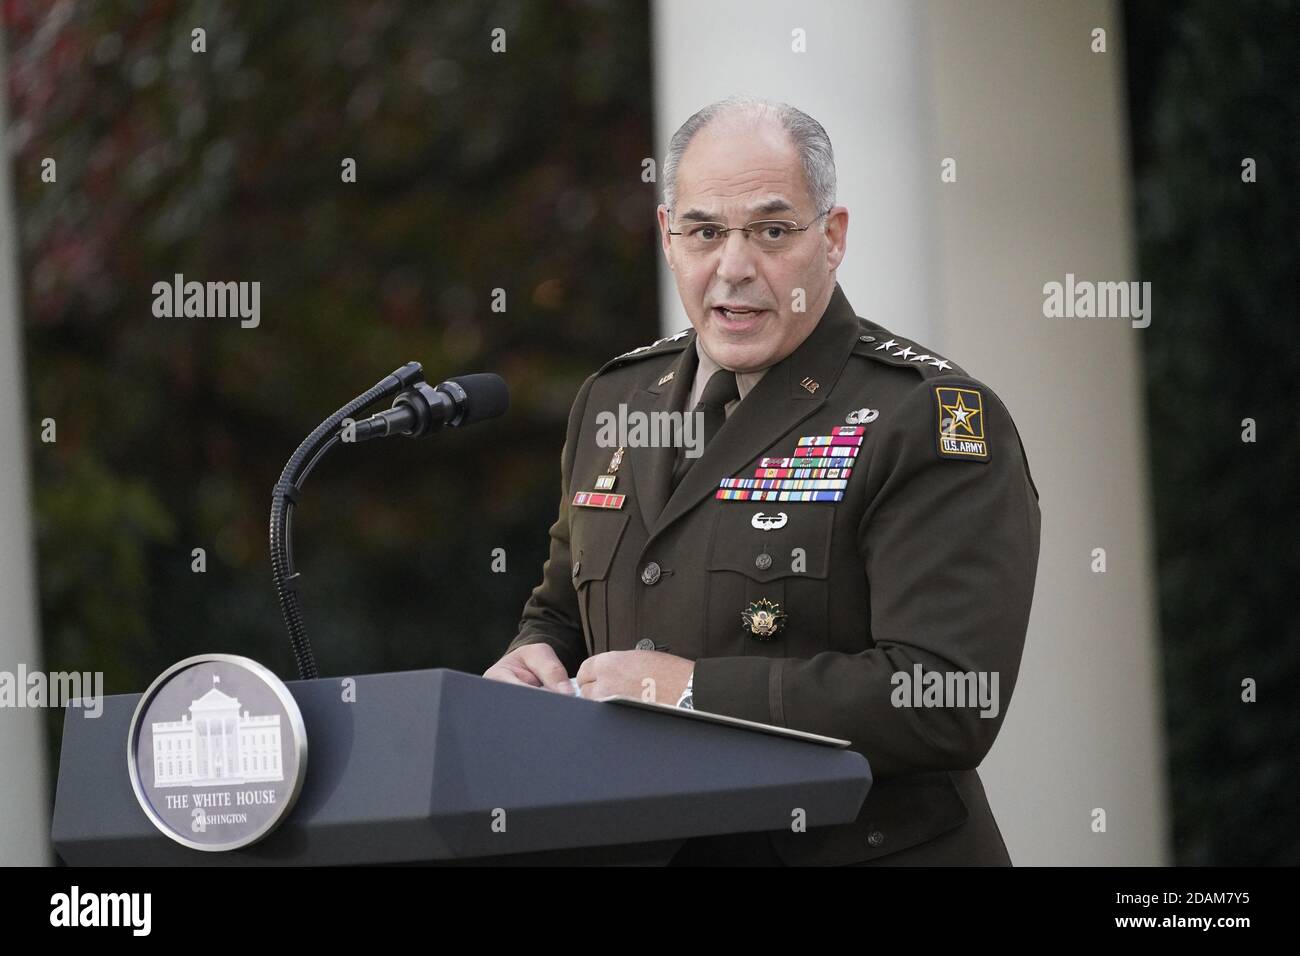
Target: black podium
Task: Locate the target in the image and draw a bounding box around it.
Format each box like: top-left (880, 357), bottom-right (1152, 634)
top-left (51, 668), bottom-right (871, 865)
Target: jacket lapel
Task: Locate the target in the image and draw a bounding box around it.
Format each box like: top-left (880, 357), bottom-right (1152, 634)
top-left (649, 283), bottom-right (861, 540)
top-left (627, 343), bottom-right (699, 536)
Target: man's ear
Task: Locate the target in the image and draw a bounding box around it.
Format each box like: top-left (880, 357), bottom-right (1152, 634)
top-left (824, 206), bottom-right (848, 272)
top-left (656, 204), bottom-right (675, 269)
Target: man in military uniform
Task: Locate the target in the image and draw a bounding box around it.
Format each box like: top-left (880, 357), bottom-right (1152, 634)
top-left (484, 96), bottom-right (1041, 865)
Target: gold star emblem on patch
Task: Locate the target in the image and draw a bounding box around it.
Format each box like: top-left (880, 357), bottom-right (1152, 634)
top-left (941, 393), bottom-right (980, 436)
top-left (934, 386), bottom-right (989, 460)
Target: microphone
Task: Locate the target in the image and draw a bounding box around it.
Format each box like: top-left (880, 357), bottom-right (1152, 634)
top-left (349, 373), bottom-right (509, 441)
top-left (271, 364), bottom-right (509, 679)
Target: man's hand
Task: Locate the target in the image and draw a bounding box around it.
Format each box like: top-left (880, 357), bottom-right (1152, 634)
top-left (483, 643), bottom-right (575, 694)
top-left (575, 650), bottom-right (694, 705)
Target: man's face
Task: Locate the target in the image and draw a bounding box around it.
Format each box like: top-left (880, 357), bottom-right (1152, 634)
top-left (657, 118), bottom-right (848, 372)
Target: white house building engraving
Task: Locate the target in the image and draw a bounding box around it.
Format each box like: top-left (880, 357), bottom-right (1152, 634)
top-left (151, 676), bottom-right (284, 787)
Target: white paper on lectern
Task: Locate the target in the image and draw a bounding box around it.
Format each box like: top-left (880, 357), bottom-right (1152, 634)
top-left (596, 695), bottom-right (851, 748)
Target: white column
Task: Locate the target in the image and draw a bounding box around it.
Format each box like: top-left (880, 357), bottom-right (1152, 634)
top-left (922, 0), bottom-right (1166, 867)
top-left (0, 23), bottom-right (50, 866)
top-left (652, 0), bottom-right (1167, 864)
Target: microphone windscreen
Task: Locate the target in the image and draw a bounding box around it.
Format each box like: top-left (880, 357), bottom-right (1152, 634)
top-left (442, 373), bottom-right (509, 426)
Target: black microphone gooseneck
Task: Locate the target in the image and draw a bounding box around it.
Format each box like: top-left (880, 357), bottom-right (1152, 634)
top-left (270, 363), bottom-right (508, 680)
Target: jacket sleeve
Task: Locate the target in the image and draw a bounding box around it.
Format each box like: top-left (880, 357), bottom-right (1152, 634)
top-left (502, 372), bottom-right (598, 677)
top-left (692, 375), bottom-right (1042, 780)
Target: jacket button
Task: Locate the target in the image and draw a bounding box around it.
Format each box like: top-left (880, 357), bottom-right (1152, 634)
top-left (859, 334), bottom-right (875, 343)
top-left (635, 638), bottom-right (656, 651)
top-left (640, 562), bottom-right (662, 586)
top-left (867, 830), bottom-right (885, 847)
top-left (754, 553), bottom-right (772, 570)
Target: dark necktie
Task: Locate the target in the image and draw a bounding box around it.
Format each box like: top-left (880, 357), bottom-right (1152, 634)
top-left (672, 369), bottom-right (739, 489)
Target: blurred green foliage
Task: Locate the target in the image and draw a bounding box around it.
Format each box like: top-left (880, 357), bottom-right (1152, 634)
top-left (1124, 0), bottom-right (1300, 864)
top-left (4, 0), bottom-right (658, 773)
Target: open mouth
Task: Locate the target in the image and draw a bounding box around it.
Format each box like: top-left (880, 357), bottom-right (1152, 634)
top-left (712, 306), bottom-right (766, 327)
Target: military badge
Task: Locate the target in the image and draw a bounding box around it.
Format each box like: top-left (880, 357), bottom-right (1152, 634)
top-left (716, 429), bottom-right (864, 502)
top-left (934, 386), bottom-right (989, 461)
top-left (742, 598), bottom-right (787, 640)
top-left (594, 446), bottom-right (625, 490)
top-left (846, 407), bottom-right (879, 425)
top-left (750, 512), bottom-right (788, 531)
top-left (572, 491), bottom-right (626, 510)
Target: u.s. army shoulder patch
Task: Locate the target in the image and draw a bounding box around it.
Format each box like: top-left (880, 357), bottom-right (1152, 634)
top-left (934, 386), bottom-right (990, 462)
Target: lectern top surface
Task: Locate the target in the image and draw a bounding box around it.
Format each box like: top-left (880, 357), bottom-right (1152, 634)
top-left (597, 695), bottom-right (852, 748)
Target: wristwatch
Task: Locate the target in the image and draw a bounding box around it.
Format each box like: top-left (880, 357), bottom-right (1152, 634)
top-left (675, 673), bottom-right (694, 710)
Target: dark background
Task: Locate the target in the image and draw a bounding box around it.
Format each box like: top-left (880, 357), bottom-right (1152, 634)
top-left (4, 0), bottom-right (659, 778)
top-left (4, 0), bottom-right (1296, 864)
top-left (1123, 0), bottom-right (1299, 865)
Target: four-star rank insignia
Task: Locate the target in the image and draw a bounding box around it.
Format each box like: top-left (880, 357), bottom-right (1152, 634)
top-left (742, 598), bottom-right (787, 640)
top-left (934, 386), bottom-right (989, 461)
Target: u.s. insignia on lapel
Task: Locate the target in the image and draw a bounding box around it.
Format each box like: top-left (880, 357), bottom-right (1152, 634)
top-left (742, 598), bottom-right (787, 640)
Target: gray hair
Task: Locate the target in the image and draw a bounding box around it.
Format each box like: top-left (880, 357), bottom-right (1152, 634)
top-left (661, 95), bottom-right (837, 223)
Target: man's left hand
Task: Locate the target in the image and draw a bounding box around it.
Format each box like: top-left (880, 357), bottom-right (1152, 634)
top-left (575, 650), bottom-right (694, 705)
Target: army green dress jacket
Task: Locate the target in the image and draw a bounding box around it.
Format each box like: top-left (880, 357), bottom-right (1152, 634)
top-left (507, 282), bottom-right (1042, 865)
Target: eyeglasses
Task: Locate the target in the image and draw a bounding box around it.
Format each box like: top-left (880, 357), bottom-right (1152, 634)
top-left (667, 207), bottom-right (832, 254)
